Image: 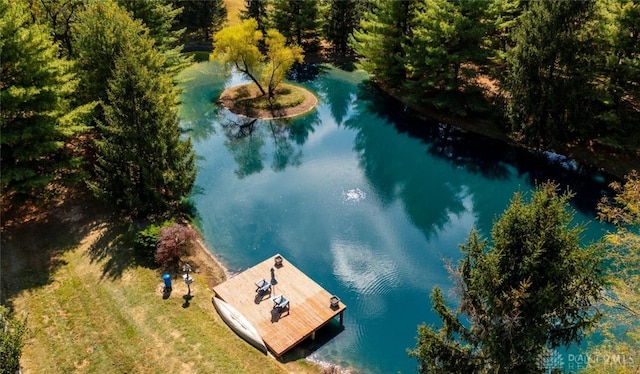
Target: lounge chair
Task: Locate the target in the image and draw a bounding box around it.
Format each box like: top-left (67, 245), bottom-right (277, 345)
top-left (271, 294), bottom-right (289, 312)
top-left (255, 279), bottom-right (271, 295)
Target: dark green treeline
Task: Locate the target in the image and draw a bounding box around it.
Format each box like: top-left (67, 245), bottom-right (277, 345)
top-left (2, 0), bottom-right (195, 218)
top-left (352, 0), bottom-right (639, 150)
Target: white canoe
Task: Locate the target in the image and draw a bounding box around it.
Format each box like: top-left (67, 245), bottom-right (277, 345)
top-left (212, 296), bottom-right (267, 353)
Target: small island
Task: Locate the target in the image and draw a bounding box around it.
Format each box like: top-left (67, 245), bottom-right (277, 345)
top-left (218, 83), bottom-right (318, 119)
top-left (212, 19), bottom-right (318, 120)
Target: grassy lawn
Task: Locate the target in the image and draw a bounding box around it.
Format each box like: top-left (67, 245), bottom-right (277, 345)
top-left (1, 191), bottom-right (321, 374)
top-left (224, 0), bottom-right (244, 26)
top-left (229, 84), bottom-right (306, 110)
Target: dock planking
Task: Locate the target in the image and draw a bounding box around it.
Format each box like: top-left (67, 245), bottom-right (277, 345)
top-left (213, 254), bottom-right (346, 357)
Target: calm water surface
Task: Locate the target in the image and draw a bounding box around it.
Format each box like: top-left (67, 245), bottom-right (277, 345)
top-left (179, 62), bottom-right (612, 374)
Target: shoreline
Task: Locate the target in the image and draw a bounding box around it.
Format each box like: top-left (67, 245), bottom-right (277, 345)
top-left (188, 230), bottom-right (348, 373)
top-left (369, 80), bottom-right (638, 181)
top-left (218, 83), bottom-right (319, 120)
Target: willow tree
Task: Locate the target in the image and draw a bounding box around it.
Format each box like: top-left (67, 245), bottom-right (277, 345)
top-left (410, 183), bottom-right (604, 373)
top-left (212, 19), bottom-right (302, 99)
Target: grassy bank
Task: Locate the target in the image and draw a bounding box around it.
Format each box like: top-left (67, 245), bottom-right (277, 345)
top-left (0, 191), bottom-right (320, 373)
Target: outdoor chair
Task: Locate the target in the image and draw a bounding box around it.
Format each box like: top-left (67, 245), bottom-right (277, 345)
top-left (271, 294), bottom-right (290, 312)
top-left (255, 278), bottom-right (271, 295)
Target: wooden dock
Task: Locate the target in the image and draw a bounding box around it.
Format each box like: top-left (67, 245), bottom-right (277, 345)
top-left (213, 254), bottom-right (346, 357)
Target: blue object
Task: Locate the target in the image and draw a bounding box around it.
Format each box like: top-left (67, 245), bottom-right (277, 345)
top-left (162, 273), bottom-right (172, 289)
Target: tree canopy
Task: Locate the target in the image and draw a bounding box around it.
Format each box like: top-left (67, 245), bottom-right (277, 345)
top-left (212, 19), bottom-right (302, 99)
top-left (271, 0), bottom-right (321, 51)
top-left (410, 183), bottom-right (604, 373)
top-left (1, 0), bottom-right (93, 197)
top-left (582, 171), bottom-right (640, 373)
top-left (88, 27), bottom-right (195, 217)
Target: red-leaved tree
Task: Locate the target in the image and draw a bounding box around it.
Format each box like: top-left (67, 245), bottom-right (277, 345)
top-left (155, 224), bottom-right (197, 269)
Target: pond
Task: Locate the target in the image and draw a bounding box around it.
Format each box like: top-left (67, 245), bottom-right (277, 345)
top-left (178, 62), bottom-right (613, 373)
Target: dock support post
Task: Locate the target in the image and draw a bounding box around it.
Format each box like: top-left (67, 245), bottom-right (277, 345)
top-left (311, 331), bottom-right (316, 340)
top-left (339, 311), bottom-right (344, 326)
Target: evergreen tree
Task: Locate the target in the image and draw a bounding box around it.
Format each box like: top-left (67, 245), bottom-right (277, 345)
top-left (505, 0), bottom-right (599, 147)
top-left (171, 0), bottom-right (227, 41)
top-left (485, 0), bottom-right (525, 60)
top-left (117, 0), bottom-right (192, 76)
top-left (351, 0), bottom-right (417, 87)
top-left (323, 0), bottom-right (362, 55)
top-left (594, 0), bottom-right (640, 143)
top-left (73, 0), bottom-right (149, 106)
top-left (271, 0), bottom-right (321, 51)
top-left (240, 0), bottom-right (270, 36)
top-left (89, 36), bottom-right (195, 217)
top-left (1, 0), bottom-right (92, 197)
top-left (404, 0), bottom-right (493, 115)
top-left (410, 183), bottom-right (604, 373)
top-left (27, 0), bottom-right (86, 57)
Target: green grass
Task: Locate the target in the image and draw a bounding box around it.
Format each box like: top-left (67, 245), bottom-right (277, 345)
top-left (231, 84), bottom-right (306, 110)
top-left (239, 84), bottom-right (304, 109)
top-left (1, 193), bottom-right (320, 373)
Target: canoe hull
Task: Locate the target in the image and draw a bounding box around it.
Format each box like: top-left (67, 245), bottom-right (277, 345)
top-left (212, 296), bottom-right (267, 354)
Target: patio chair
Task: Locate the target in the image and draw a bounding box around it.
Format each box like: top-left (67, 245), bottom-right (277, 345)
top-left (255, 278), bottom-right (271, 295)
top-left (271, 294), bottom-right (290, 312)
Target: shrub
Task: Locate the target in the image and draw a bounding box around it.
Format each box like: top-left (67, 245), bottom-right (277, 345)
top-left (134, 220), bottom-right (174, 263)
top-left (1, 306), bottom-right (27, 374)
top-left (155, 223), bottom-right (198, 269)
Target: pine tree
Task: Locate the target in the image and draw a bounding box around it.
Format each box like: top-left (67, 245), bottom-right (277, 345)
top-left (117, 0), bottom-right (192, 76)
top-left (240, 0), bottom-right (270, 35)
top-left (323, 0), bottom-right (362, 55)
top-left (1, 0), bottom-right (92, 197)
top-left (351, 0), bottom-right (416, 87)
top-left (505, 0), bottom-right (598, 147)
top-left (73, 0), bottom-right (150, 106)
top-left (88, 29), bottom-right (195, 217)
top-left (594, 0), bottom-right (640, 141)
top-left (410, 183), bottom-right (604, 373)
top-left (271, 0), bottom-right (321, 51)
top-left (27, 0), bottom-right (85, 57)
top-left (403, 0), bottom-right (493, 116)
top-left (172, 0), bottom-right (227, 41)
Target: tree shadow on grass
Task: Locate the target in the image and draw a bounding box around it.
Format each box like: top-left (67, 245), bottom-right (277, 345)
top-left (0, 187), bottom-right (107, 308)
top-left (86, 221), bottom-right (141, 281)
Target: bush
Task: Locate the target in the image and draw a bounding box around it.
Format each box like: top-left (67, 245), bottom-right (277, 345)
top-left (134, 220), bottom-right (174, 263)
top-left (155, 223), bottom-right (197, 269)
top-left (1, 306), bottom-right (27, 374)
